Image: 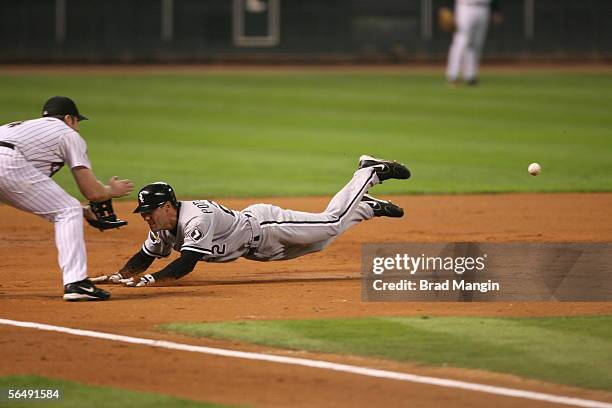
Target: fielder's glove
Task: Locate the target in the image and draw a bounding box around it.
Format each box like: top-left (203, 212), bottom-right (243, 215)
top-left (437, 7), bottom-right (455, 32)
top-left (85, 199), bottom-right (128, 231)
top-left (121, 274), bottom-right (155, 287)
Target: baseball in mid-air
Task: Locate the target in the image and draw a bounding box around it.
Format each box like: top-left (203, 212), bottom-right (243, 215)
top-left (528, 162), bottom-right (542, 176)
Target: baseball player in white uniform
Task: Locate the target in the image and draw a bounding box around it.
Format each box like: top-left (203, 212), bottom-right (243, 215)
top-left (445, 0), bottom-right (501, 85)
top-left (92, 155), bottom-right (409, 287)
top-left (0, 96), bottom-right (134, 301)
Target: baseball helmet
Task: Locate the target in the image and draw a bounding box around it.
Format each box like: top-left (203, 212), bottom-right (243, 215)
top-left (133, 182), bottom-right (178, 213)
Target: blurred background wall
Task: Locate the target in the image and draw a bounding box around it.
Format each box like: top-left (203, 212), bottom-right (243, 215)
top-left (1, 0), bottom-right (610, 63)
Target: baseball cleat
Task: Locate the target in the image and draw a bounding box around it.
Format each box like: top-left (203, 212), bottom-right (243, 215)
top-left (362, 194), bottom-right (404, 218)
top-left (358, 155), bottom-right (410, 182)
top-left (63, 278), bottom-right (111, 301)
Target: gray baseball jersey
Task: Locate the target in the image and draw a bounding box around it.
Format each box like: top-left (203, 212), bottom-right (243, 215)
top-left (141, 167), bottom-right (379, 264)
top-left (142, 200), bottom-right (254, 262)
top-left (0, 117), bottom-right (92, 284)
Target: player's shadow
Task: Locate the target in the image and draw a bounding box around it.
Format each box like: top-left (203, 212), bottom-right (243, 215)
top-left (0, 289), bottom-right (218, 301)
top-left (176, 276), bottom-right (359, 286)
top-left (0, 276), bottom-right (359, 301)
top-left (112, 289), bottom-right (219, 300)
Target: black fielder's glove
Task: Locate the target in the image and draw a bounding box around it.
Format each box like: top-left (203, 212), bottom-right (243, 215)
top-left (85, 199), bottom-right (128, 231)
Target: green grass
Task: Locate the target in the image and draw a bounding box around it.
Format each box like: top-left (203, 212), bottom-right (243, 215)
top-left (161, 315), bottom-right (612, 391)
top-left (1, 71), bottom-right (611, 197)
top-left (0, 375), bottom-right (233, 407)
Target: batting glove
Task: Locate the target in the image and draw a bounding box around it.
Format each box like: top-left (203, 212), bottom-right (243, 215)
top-left (90, 272), bottom-right (125, 284)
top-left (108, 272), bottom-right (124, 283)
top-left (90, 275), bottom-right (109, 283)
top-left (121, 274), bottom-right (155, 287)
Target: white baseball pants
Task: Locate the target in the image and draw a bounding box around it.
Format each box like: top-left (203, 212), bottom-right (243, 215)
top-left (0, 147), bottom-right (87, 285)
top-left (243, 167), bottom-right (378, 261)
top-left (446, 3), bottom-right (491, 82)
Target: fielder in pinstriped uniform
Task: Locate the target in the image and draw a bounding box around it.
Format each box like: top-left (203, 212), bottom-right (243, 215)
top-left (0, 96), bottom-right (133, 301)
top-left (444, 0), bottom-right (502, 86)
top-left (92, 155), bottom-right (410, 287)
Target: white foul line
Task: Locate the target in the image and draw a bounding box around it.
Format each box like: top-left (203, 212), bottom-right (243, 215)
top-left (1, 318), bottom-right (610, 408)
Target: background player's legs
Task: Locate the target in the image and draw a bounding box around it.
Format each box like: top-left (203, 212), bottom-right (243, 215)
top-left (464, 8), bottom-right (490, 82)
top-left (446, 5), bottom-right (469, 82)
top-left (0, 153), bottom-right (88, 284)
top-left (446, 33), bottom-right (467, 82)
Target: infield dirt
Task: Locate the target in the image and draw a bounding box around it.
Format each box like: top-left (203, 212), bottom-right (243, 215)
top-left (1, 193), bottom-right (611, 407)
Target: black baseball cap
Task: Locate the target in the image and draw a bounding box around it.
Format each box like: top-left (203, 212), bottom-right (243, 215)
top-left (42, 96), bottom-right (88, 121)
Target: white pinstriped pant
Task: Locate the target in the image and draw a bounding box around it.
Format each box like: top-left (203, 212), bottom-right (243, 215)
top-left (446, 3), bottom-right (490, 82)
top-left (0, 147), bottom-right (87, 285)
top-left (243, 167), bottom-right (378, 261)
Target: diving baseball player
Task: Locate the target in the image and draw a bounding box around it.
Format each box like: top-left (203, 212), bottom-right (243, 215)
top-left (0, 96), bottom-right (134, 301)
top-left (444, 0), bottom-right (502, 85)
top-left (93, 155), bottom-right (409, 287)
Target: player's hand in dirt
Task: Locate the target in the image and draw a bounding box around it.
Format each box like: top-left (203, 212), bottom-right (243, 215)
top-left (90, 272), bottom-right (124, 284)
top-left (89, 274), bottom-right (109, 283)
top-left (121, 274), bottom-right (155, 287)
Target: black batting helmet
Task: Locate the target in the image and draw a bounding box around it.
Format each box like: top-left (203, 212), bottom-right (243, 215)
top-left (133, 182), bottom-right (178, 213)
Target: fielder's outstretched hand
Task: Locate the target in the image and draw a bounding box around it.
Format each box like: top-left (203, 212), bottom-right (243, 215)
top-left (108, 176), bottom-right (134, 198)
top-left (121, 274), bottom-right (155, 287)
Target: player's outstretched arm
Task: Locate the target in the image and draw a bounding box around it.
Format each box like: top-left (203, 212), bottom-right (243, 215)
top-left (91, 249), bottom-right (155, 283)
top-left (122, 250), bottom-right (201, 287)
top-left (72, 166), bottom-right (134, 202)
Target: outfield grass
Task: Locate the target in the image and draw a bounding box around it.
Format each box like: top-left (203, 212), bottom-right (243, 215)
top-left (161, 316), bottom-right (612, 391)
top-left (1, 71), bottom-right (611, 197)
top-left (0, 375), bottom-right (233, 407)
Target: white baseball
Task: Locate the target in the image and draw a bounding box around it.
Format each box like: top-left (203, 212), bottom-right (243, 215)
top-left (528, 162), bottom-right (542, 176)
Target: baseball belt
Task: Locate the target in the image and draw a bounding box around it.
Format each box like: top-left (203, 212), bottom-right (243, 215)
top-left (0, 142), bottom-right (15, 150)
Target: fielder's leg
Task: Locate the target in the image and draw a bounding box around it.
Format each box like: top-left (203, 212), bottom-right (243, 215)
top-left (0, 152), bottom-right (88, 285)
top-left (464, 7), bottom-right (490, 84)
top-left (54, 205), bottom-right (88, 285)
top-left (446, 4), bottom-right (469, 82)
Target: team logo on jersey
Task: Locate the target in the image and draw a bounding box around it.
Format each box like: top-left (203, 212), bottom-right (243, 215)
top-left (190, 227), bottom-right (203, 241)
top-left (149, 231), bottom-right (161, 244)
